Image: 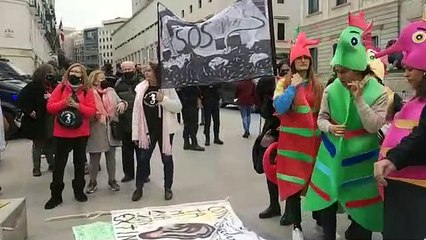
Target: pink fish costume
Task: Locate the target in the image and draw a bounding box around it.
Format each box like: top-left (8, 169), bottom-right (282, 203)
top-left (375, 16), bottom-right (426, 192)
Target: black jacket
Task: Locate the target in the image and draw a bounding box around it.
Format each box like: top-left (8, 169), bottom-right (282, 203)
top-left (387, 104), bottom-right (426, 169)
top-left (114, 76), bottom-right (140, 134)
top-left (179, 86), bottom-right (200, 108)
top-left (18, 81), bottom-right (51, 140)
top-left (200, 85), bottom-right (221, 108)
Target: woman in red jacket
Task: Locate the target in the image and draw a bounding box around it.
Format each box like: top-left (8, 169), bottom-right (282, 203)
top-left (44, 63), bottom-right (96, 210)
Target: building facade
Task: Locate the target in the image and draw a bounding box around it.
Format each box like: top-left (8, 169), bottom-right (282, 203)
top-left (83, 27), bottom-right (99, 69)
top-left (62, 26), bottom-right (76, 61)
top-left (116, 0), bottom-right (300, 65)
top-left (73, 31), bottom-right (84, 64)
top-left (300, 0), bottom-right (426, 80)
top-left (98, 18), bottom-right (127, 66)
top-left (0, 0), bottom-right (58, 74)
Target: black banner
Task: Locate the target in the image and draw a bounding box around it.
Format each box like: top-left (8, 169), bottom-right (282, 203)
top-left (158, 0), bottom-right (274, 88)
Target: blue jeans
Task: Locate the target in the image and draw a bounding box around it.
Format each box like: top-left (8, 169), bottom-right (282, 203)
top-left (239, 105), bottom-right (252, 134)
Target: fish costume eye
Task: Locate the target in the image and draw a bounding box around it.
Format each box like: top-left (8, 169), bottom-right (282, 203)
top-left (351, 37), bottom-right (359, 46)
top-left (412, 31), bottom-right (426, 43)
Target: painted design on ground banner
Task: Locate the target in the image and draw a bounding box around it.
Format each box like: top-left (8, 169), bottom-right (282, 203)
top-left (111, 200), bottom-right (265, 240)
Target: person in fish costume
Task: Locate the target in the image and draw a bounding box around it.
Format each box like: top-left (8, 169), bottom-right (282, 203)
top-left (304, 11), bottom-right (387, 240)
top-left (273, 32), bottom-right (323, 240)
top-left (374, 13), bottom-right (426, 239)
top-left (364, 27), bottom-right (403, 142)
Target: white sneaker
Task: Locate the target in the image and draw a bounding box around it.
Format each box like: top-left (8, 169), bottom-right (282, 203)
top-left (292, 228), bottom-right (304, 240)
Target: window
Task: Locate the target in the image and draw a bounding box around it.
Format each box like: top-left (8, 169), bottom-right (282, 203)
top-left (309, 48), bottom-right (318, 71)
top-left (277, 0), bottom-right (284, 3)
top-left (277, 23), bottom-right (285, 40)
top-left (336, 0), bottom-right (347, 5)
top-left (198, 0), bottom-right (202, 8)
top-left (182, 10), bottom-right (185, 17)
top-left (190, 5), bottom-right (193, 13)
top-left (209, 0), bottom-right (212, 2)
top-left (308, 0), bottom-right (319, 14)
top-left (333, 43), bottom-right (337, 56)
top-left (372, 36), bottom-right (379, 48)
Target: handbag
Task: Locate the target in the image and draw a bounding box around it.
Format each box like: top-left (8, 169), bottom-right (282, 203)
top-left (260, 129), bottom-right (276, 148)
top-left (110, 120), bottom-right (122, 140)
top-left (57, 89), bottom-right (83, 129)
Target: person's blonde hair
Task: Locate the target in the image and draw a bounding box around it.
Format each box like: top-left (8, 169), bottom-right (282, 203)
top-left (87, 69), bottom-right (105, 88)
top-left (62, 63), bottom-right (90, 90)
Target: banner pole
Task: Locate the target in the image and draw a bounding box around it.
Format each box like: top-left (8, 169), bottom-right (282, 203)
top-left (157, 2), bottom-right (163, 87)
top-left (266, 0), bottom-right (277, 75)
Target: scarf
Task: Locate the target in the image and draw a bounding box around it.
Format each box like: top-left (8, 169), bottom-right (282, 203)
top-left (97, 87), bottom-right (118, 118)
top-left (93, 88), bottom-right (108, 124)
top-left (135, 81), bottom-right (172, 156)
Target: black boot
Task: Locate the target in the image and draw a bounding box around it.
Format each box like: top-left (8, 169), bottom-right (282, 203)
top-left (259, 206), bottom-right (280, 219)
top-left (205, 135), bottom-right (210, 146)
top-left (165, 188), bottom-right (173, 201)
top-left (183, 138), bottom-right (191, 150)
top-left (72, 179), bottom-right (87, 202)
top-left (45, 183), bottom-right (64, 210)
top-left (190, 138), bottom-right (205, 151)
top-left (214, 138), bottom-right (224, 145)
top-left (132, 186), bottom-right (143, 201)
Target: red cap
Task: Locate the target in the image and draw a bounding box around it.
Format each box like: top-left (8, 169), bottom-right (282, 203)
top-left (289, 32), bottom-right (320, 65)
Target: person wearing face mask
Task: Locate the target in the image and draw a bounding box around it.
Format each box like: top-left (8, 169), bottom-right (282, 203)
top-left (272, 33), bottom-right (323, 240)
top-left (131, 62), bottom-right (182, 201)
top-left (304, 12), bottom-right (387, 240)
top-left (114, 61), bottom-right (149, 183)
top-left (44, 63), bottom-right (96, 210)
top-left (85, 70), bottom-right (128, 194)
top-left (18, 64), bottom-right (56, 177)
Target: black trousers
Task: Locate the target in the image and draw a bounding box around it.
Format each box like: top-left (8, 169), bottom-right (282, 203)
top-left (267, 178), bottom-right (280, 211)
top-left (136, 133), bottom-right (174, 189)
top-left (203, 104), bottom-right (220, 139)
top-left (121, 131), bottom-right (145, 179)
top-left (182, 106), bottom-right (199, 143)
top-left (50, 137), bottom-right (88, 199)
top-left (320, 202), bottom-right (372, 240)
top-left (384, 179), bottom-right (426, 240)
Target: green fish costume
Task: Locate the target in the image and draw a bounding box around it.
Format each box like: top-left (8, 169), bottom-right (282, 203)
top-left (304, 11), bottom-right (384, 232)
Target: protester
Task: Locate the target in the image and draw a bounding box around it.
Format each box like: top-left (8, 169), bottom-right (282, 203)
top-left (254, 75), bottom-right (283, 221)
top-left (235, 79), bottom-right (256, 138)
top-left (103, 63), bottom-right (117, 88)
top-left (181, 86), bottom-right (205, 151)
top-left (200, 84), bottom-right (224, 146)
top-left (374, 16), bottom-right (426, 239)
top-left (114, 61), bottom-right (149, 183)
top-left (44, 63), bottom-right (96, 210)
top-left (85, 70), bottom-right (128, 194)
top-left (273, 32), bottom-right (323, 239)
top-left (18, 64), bottom-right (55, 176)
top-left (131, 62), bottom-right (182, 201)
top-left (304, 12), bottom-right (387, 240)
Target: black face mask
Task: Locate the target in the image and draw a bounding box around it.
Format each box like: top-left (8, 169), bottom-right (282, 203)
top-left (46, 74), bottom-right (55, 82)
top-left (68, 75), bottom-right (82, 85)
top-left (100, 81), bottom-right (110, 90)
top-left (123, 72), bottom-right (135, 80)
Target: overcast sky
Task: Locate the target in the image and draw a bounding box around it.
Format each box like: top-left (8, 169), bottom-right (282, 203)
top-left (55, 0), bottom-right (132, 29)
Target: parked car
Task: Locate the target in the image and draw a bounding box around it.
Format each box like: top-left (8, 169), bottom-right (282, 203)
top-left (0, 58), bottom-right (28, 139)
top-left (220, 82), bottom-right (237, 107)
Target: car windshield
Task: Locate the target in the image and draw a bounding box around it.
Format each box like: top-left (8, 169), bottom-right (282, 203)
top-left (0, 61), bottom-right (26, 80)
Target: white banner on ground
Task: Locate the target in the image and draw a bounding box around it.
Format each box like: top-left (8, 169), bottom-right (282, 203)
top-left (111, 200), bottom-right (265, 240)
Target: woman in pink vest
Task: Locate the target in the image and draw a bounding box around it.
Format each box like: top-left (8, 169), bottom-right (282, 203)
top-left (374, 16), bottom-right (426, 239)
